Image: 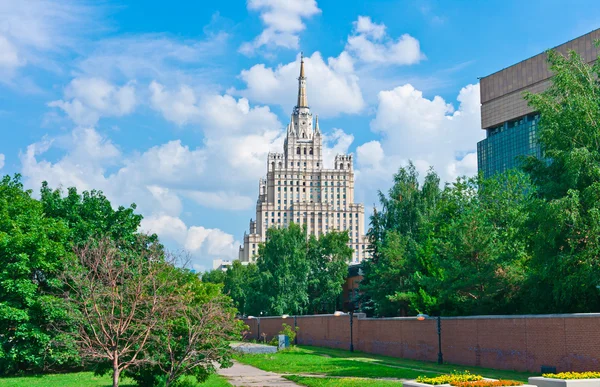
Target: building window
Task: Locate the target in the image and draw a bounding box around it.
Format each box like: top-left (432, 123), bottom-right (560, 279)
top-left (296, 147), bottom-right (300, 154)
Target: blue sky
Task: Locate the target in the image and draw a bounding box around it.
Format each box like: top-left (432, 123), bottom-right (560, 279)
top-left (1, 0), bottom-right (599, 271)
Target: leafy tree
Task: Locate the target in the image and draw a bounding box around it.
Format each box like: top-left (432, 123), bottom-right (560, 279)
top-left (430, 172), bottom-right (532, 315)
top-left (126, 267), bottom-right (239, 387)
top-left (522, 46), bottom-right (600, 312)
top-left (223, 261), bottom-right (260, 316)
top-left (360, 163), bottom-right (441, 316)
top-left (58, 238), bottom-right (177, 387)
top-left (201, 269), bottom-right (226, 285)
top-left (0, 175), bottom-right (77, 374)
top-left (39, 182), bottom-right (154, 246)
top-left (256, 223), bottom-right (310, 315)
top-left (307, 231), bottom-right (353, 314)
top-left (360, 164), bottom-right (533, 317)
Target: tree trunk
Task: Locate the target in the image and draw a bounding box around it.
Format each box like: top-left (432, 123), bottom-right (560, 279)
top-left (112, 352), bottom-right (120, 387)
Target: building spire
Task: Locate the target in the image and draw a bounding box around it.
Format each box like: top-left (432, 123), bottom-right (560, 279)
top-left (296, 52), bottom-right (308, 108)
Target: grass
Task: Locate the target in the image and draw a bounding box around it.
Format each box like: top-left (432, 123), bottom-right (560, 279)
top-left (0, 372), bottom-right (136, 387)
top-left (234, 345), bottom-right (535, 383)
top-left (0, 372), bottom-right (231, 387)
top-left (234, 346), bottom-right (439, 379)
top-left (285, 375), bottom-right (403, 386)
top-left (298, 346), bottom-right (535, 382)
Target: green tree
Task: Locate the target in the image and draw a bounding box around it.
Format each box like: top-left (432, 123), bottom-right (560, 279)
top-left (0, 175), bottom-right (77, 374)
top-left (126, 265), bottom-right (239, 387)
top-left (522, 46), bottom-right (600, 312)
top-left (201, 269), bottom-right (226, 285)
top-left (256, 223), bottom-right (310, 315)
top-left (360, 163), bottom-right (442, 316)
top-left (223, 261), bottom-right (260, 316)
top-left (307, 231), bottom-right (353, 314)
top-left (429, 172), bottom-right (532, 315)
top-left (360, 164), bottom-right (533, 317)
top-left (39, 182), bottom-right (153, 246)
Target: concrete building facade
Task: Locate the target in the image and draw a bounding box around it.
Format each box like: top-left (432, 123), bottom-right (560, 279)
top-left (477, 28), bottom-right (600, 178)
top-left (238, 55), bottom-right (369, 264)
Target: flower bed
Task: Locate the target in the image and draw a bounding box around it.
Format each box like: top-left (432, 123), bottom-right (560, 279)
top-left (416, 371), bottom-right (484, 385)
top-left (529, 372), bottom-right (600, 387)
top-left (405, 371), bottom-right (534, 387)
top-left (542, 372), bottom-right (600, 380)
top-left (452, 381), bottom-right (523, 387)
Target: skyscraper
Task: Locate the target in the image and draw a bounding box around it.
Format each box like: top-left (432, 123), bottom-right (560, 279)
top-left (238, 55), bottom-right (370, 264)
top-left (477, 28), bottom-right (600, 178)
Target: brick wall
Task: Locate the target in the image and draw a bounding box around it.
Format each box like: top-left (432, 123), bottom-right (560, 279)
top-left (241, 313), bottom-right (600, 373)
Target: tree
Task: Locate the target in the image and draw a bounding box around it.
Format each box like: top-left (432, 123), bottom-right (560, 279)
top-left (201, 269), bottom-right (226, 285)
top-left (429, 172), bottom-right (532, 315)
top-left (307, 231), bottom-right (352, 314)
top-left (126, 269), bottom-right (239, 387)
top-left (256, 223), bottom-right (310, 315)
top-left (0, 174), bottom-right (77, 374)
top-left (360, 163), bottom-right (442, 317)
top-left (40, 182), bottom-right (152, 246)
top-left (223, 261), bottom-right (260, 316)
top-left (359, 164), bottom-right (533, 317)
top-left (521, 46), bottom-right (600, 312)
top-left (58, 238), bottom-right (179, 387)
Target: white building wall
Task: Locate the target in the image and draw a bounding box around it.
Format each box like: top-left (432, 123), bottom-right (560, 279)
top-left (239, 55), bottom-right (370, 264)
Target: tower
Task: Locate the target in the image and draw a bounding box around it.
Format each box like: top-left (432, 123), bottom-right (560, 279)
top-left (238, 53), bottom-right (370, 265)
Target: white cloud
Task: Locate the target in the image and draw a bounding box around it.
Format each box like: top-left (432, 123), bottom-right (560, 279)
top-left (322, 128), bottom-right (354, 169)
top-left (76, 33), bottom-right (229, 87)
top-left (140, 215), bottom-right (240, 270)
top-left (240, 0), bottom-right (321, 54)
top-left (49, 77), bottom-right (136, 126)
top-left (357, 83), bottom-right (483, 190)
top-left (20, 85), bottom-right (292, 268)
top-left (19, 127), bottom-right (243, 268)
top-left (149, 83), bottom-right (281, 138)
top-left (345, 16), bottom-right (425, 65)
top-left (184, 191), bottom-right (254, 211)
top-left (149, 81), bottom-right (201, 125)
top-left (0, 153), bottom-right (5, 170)
top-left (356, 141), bottom-right (384, 169)
top-left (0, 1), bottom-right (93, 82)
top-left (0, 35), bottom-right (22, 69)
top-left (235, 52), bottom-right (364, 117)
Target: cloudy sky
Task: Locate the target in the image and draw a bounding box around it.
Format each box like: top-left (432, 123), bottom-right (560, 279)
top-left (1, 0), bottom-right (599, 271)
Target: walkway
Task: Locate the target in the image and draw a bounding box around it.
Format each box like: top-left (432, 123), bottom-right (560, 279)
top-left (217, 361), bottom-right (302, 386)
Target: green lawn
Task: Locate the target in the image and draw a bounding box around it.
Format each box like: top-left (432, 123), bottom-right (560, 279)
top-left (235, 345), bottom-right (535, 383)
top-left (286, 375), bottom-right (403, 386)
top-left (234, 346), bottom-right (438, 379)
top-left (0, 372), bottom-right (231, 387)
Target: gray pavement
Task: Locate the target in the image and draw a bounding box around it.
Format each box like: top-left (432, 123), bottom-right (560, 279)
top-left (217, 361), bottom-right (302, 386)
top-left (230, 342), bottom-right (278, 354)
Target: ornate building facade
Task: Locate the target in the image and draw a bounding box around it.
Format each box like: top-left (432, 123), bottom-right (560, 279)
top-left (238, 55), bottom-right (370, 264)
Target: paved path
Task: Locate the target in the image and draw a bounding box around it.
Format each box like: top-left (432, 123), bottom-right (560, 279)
top-left (217, 361), bottom-right (302, 386)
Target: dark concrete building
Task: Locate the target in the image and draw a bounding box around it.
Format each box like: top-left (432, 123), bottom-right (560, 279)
top-left (477, 28), bottom-right (600, 178)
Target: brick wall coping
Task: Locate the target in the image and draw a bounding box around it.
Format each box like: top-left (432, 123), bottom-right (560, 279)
top-left (242, 313), bottom-right (367, 320)
top-left (243, 312), bottom-right (600, 320)
top-left (360, 313), bottom-right (600, 321)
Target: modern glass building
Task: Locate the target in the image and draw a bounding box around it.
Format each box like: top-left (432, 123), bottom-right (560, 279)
top-left (477, 28), bottom-right (600, 178)
top-left (477, 113), bottom-right (541, 177)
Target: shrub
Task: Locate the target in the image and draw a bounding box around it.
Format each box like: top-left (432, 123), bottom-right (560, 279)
top-left (417, 371), bottom-right (483, 385)
top-left (543, 372), bottom-right (600, 380)
top-left (451, 380), bottom-right (523, 387)
top-left (279, 323), bottom-right (298, 345)
top-left (266, 324), bottom-right (299, 347)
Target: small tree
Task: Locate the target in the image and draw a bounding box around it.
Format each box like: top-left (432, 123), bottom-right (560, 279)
top-left (128, 269), bottom-right (240, 387)
top-left (58, 238), bottom-right (178, 387)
